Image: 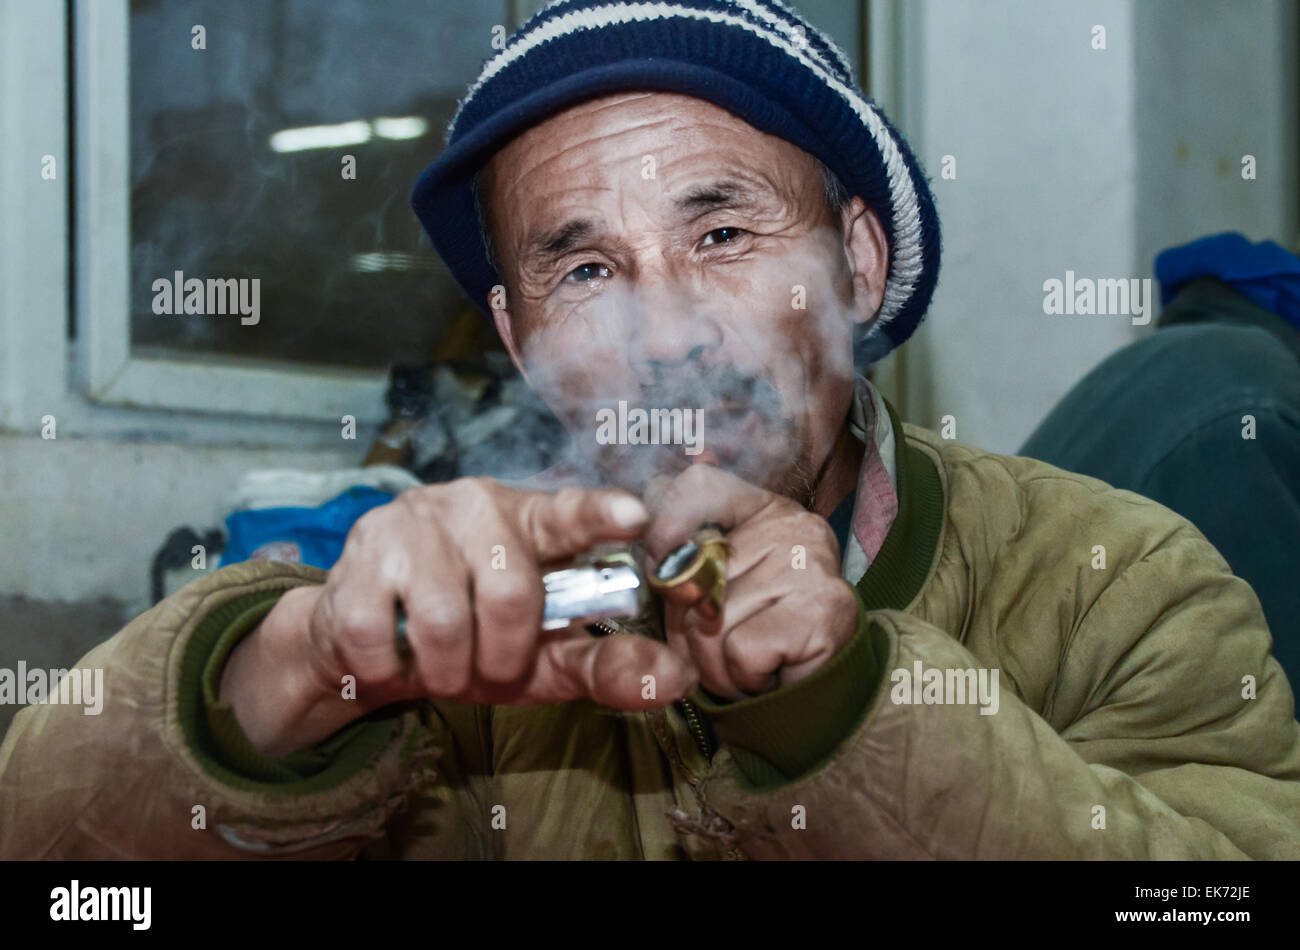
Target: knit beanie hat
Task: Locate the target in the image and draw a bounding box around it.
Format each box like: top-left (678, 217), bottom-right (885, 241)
top-left (410, 0), bottom-right (942, 364)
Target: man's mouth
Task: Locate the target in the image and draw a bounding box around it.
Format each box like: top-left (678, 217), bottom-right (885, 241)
top-left (579, 369), bottom-right (789, 484)
top-left (715, 400), bottom-right (751, 423)
top-left (701, 401), bottom-right (767, 449)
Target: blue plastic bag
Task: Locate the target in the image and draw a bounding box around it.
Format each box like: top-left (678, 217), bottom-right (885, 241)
top-left (221, 485), bottom-right (395, 570)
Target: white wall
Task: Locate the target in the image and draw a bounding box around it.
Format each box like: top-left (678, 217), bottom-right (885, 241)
top-left (1133, 0), bottom-right (1298, 278)
top-left (0, 434), bottom-right (359, 614)
top-left (888, 0), bottom-right (1297, 453)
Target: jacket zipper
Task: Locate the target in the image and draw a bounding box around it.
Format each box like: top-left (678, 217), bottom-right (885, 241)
top-left (596, 617), bottom-right (740, 860)
top-left (594, 619), bottom-right (715, 760)
top-left (676, 696), bottom-right (715, 759)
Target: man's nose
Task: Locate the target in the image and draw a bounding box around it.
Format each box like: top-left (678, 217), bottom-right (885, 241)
top-left (625, 281), bottom-right (723, 378)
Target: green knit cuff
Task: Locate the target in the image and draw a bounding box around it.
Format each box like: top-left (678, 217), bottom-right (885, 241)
top-left (179, 586), bottom-right (401, 795)
top-left (690, 587), bottom-right (886, 791)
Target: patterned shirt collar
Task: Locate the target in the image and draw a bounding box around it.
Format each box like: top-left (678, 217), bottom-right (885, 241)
top-left (841, 375), bottom-right (901, 585)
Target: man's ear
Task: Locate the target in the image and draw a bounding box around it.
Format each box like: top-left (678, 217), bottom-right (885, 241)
top-left (840, 196), bottom-right (889, 326)
top-left (491, 298), bottom-right (533, 386)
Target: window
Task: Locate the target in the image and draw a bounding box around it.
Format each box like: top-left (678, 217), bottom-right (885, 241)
top-left (78, 0), bottom-right (514, 420)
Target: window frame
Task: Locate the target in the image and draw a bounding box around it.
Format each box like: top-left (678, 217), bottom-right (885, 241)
top-left (74, 0), bottom-right (388, 423)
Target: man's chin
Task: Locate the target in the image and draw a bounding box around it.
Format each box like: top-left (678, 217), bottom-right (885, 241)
top-left (590, 444), bottom-right (699, 491)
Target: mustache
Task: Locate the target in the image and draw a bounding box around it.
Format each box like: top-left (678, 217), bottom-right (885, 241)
top-left (578, 365), bottom-right (795, 491)
top-left (639, 366), bottom-right (783, 420)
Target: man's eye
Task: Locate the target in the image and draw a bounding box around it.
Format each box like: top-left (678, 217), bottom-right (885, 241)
top-left (564, 263), bottom-right (611, 282)
top-left (701, 227), bottom-right (745, 247)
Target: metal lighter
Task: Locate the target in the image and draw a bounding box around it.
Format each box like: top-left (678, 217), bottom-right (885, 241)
top-left (541, 549), bottom-right (648, 630)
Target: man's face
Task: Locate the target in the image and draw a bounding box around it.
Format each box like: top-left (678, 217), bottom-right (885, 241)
top-left (481, 91), bottom-right (887, 504)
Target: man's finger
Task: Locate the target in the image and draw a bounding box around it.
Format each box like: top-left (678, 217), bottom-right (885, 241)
top-left (662, 600), bottom-right (750, 700)
top-left (466, 539), bottom-right (547, 683)
top-left (527, 631), bottom-right (698, 709)
top-left (402, 561), bottom-right (475, 698)
top-left (642, 464), bottom-right (779, 560)
top-left (509, 487), bottom-right (650, 564)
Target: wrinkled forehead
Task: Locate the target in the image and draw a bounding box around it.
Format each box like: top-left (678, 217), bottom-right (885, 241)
top-left (479, 90), bottom-right (821, 220)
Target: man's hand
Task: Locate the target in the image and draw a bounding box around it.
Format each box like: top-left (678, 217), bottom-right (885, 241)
top-left (643, 465), bottom-right (859, 701)
top-left (219, 478), bottom-right (698, 757)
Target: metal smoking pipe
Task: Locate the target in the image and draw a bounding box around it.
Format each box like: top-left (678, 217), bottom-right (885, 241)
top-left (541, 526), bottom-right (730, 631)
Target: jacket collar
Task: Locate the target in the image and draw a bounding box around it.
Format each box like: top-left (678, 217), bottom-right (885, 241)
top-left (853, 396), bottom-right (946, 611)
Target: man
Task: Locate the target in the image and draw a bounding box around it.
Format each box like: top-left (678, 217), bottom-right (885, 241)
top-left (2, 0), bottom-right (1298, 860)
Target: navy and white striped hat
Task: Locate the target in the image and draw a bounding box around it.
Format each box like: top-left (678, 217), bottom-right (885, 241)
top-left (411, 0), bottom-right (942, 364)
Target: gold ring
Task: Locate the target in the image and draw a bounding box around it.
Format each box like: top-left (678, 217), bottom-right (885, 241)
top-left (647, 526), bottom-right (730, 620)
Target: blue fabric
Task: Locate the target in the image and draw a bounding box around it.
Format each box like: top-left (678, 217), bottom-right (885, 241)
top-left (221, 486), bottom-right (395, 571)
top-left (1155, 232), bottom-right (1300, 330)
top-left (409, 0), bottom-right (942, 367)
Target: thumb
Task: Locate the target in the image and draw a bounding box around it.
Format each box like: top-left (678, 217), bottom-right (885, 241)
top-left (545, 632), bottom-right (699, 710)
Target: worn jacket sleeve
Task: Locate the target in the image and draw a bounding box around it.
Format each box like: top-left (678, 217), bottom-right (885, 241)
top-left (688, 588), bottom-right (883, 785)
top-left (0, 560), bottom-right (480, 859)
top-left (682, 528), bottom-right (1300, 859)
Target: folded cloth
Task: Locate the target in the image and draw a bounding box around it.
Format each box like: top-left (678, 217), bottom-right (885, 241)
top-left (1155, 231), bottom-right (1300, 330)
